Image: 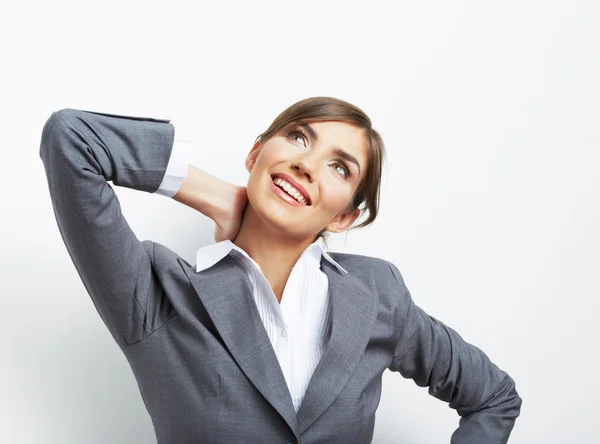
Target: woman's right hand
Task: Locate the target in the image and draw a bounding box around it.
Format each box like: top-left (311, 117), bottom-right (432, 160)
top-left (213, 184), bottom-right (248, 243)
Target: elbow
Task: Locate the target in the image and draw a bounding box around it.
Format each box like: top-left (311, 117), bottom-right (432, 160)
top-left (39, 108), bottom-right (78, 161)
top-left (503, 375), bottom-right (523, 420)
top-left (486, 373), bottom-right (523, 421)
top-left (457, 372), bottom-right (523, 421)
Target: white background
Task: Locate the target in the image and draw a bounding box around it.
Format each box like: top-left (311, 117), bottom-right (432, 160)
top-left (1, 1), bottom-right (599, 443)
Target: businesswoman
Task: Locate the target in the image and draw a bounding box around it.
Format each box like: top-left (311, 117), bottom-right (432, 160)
top-left (39, 97), bottom-right (522, 444)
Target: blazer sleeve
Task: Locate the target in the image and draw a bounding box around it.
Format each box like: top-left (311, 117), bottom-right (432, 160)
top-left (386, 262), bottom-right (522, 444)
top-left (39, 108), bottom-right (178, 348)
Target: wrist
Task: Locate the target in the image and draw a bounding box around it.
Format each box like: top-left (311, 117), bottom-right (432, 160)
top-left (173, 165), bottom-right (233, 221)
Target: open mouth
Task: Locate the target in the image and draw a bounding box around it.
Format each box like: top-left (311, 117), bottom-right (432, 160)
top-left (270, 175), bottom-right (311, 207)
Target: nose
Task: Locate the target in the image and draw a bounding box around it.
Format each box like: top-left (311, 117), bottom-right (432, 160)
top-left (291, 157), bottom-right (315, 182)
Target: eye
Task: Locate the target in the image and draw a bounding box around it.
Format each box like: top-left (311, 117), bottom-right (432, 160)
top-left (332, 160), bottom-right (351, 179)
top-left (286, 127), bottom-right (308, 146)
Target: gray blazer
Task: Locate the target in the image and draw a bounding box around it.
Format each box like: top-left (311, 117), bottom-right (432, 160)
top-left (39, 109), bottom-right (522, 444)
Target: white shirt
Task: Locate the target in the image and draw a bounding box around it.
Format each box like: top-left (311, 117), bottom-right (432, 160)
top-left (152, 130), bottom-right (348, 413)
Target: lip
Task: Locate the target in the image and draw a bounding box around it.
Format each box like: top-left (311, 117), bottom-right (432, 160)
top-left (270, 179), bottom-right (307, 207)
top-left (271, 173), bottom-right (312, 205)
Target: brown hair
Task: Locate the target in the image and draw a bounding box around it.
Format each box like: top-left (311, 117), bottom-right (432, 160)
top-left (256, 97), bottom-right (386, 243)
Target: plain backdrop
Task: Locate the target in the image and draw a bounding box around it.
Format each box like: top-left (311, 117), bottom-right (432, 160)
top-left (1, 1), bottom-right (599, 443)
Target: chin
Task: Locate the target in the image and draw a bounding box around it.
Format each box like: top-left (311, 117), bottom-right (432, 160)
top-left (246, 176), bottom-right (317, 234)
top-left (250, 200), bottom-right (315, 239)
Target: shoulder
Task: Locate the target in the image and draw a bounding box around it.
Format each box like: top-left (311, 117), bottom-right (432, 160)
top-left (327, 253), bottom-right (412, 333)
top-left (329, 251), bottom-right (410, 303)
top-left (329, 251), bottom-right (396, 272)
top-left (328, 251), bottom-right (404, 285)
top-left (329, 251), bottom-right (387, 267)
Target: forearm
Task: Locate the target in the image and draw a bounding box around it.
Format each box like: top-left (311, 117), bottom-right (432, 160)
top-left (172, 164), bottom-right (234, 222)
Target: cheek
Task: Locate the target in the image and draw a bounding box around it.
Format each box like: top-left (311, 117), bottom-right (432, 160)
top-left (320, 183), bottom-right (353, 212)
top-left (247, 145), bottom-right (276, 181)
top-left (256, 142), bottom-right (287, 166)
top-left (246, 145), bottom-right (282, 199)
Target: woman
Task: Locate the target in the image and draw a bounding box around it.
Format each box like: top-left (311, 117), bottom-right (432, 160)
top-left (39, 97), bottom-right (522, 443)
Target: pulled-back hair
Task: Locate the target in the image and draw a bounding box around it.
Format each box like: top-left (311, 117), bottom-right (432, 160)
top-left (256, 97), bottom-right (386, 242)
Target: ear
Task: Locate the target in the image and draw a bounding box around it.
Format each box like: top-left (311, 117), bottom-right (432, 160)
top-left (245, 140), bottom-right (262, 173)
top-left (325, 207), bottom-right (361, 233)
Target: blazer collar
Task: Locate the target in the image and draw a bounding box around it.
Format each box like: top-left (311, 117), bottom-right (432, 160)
top-left (195, 237), bottom-right (348, 275)
top-left (178, 251), bottom-right (377, 440)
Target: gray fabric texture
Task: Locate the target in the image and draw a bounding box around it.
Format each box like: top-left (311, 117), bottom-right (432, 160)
top-left (39, 109), bottom-right (522, 444)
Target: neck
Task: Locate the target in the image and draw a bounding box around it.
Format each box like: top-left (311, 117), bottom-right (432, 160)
top-left (232, 203), bottom-right (320, 298)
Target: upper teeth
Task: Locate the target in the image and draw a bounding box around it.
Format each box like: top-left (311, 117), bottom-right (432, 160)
top-left (273, 177), bottom-right (308, 205)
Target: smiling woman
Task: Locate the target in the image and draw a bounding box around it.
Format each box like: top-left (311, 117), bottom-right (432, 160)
top-left (40, 99), bottom-right (521, 444)
top-left (247, 97), bottom-right (386, 246)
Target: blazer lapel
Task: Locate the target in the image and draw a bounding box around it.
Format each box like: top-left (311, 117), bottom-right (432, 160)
top-left (296, 255), bottom-right (378, 436)
top-left (179, 255), bottom-right (299, 438)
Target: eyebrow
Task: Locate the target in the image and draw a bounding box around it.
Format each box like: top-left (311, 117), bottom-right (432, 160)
top-left (301, 123), bottom-right (362, 176)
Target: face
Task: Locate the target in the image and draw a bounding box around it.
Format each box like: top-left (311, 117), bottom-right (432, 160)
top-left (245, 120), bottom-right (368, 239)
